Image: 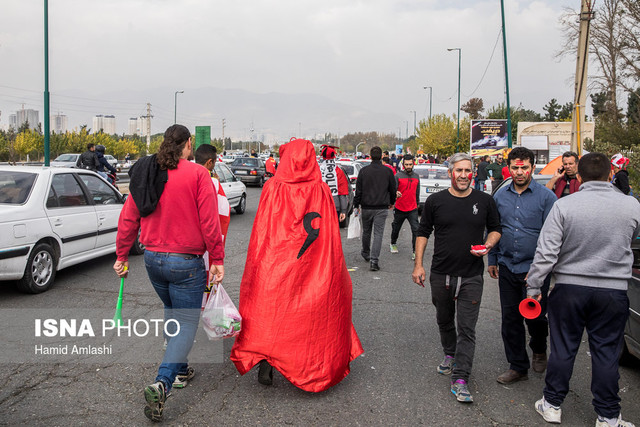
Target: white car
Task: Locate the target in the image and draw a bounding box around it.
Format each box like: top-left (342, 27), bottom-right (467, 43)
top-left (215, 162), bottom-right (247, 214)
top-left (50, 153), bottom-right (80, 168)
top-left (336, 160), bottom-right (362, 186)
top-left (413, 165), bottom-right (451, 211)
top-left (0, 166), bottom-right (143, 294)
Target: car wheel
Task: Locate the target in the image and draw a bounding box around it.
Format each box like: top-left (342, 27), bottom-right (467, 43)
top-left (130, 230), bottom-right (146, 255)
top-left (235, 194), bottom-right (246, 214)
top-left (17, 243), bottom-right (57, 294)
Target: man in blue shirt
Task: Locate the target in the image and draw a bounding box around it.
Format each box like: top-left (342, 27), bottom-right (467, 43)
top-left (488, 147), bottom-right (557, 385)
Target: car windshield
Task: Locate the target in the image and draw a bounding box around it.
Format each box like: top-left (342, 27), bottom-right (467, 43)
top-left (0, 171), bottom-right (37, 204)
top-left (232, 158), bottom-right (259, 167)
top-left (414, 168), bottom-right (449, 180)
top-left (54, 154), bottom-right (77, 162)
top-left (339, 165), bottom-right (355, 175)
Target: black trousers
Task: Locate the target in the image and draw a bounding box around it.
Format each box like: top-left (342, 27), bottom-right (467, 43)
top-left (498, 264), bottom-right (550, 373)
top-left (544, 283), bottom-right (629, 419)
top-left (390, 209), bottom-right (419, 251)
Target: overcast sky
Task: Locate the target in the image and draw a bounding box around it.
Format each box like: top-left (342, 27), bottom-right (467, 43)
top-left (0, 0), bottom-right (579, 138)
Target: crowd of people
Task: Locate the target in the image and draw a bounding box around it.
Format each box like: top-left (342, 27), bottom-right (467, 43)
top-left (113, 127), bottom-right (638, 425)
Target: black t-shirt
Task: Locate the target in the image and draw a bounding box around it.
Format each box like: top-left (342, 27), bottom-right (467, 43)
top-left (417, 189), bottom-right (501, 277)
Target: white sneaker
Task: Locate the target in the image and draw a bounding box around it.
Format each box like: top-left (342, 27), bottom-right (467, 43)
top-left (596, 414), bottom-right (635, 427)
top-left (535, 397), bottom-right (562, 424)
top-left (390, 244), bottom-right (399, 254)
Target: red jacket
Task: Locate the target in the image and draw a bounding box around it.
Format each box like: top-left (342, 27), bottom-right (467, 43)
top-left (553, 176), bottom-right (580, 198)
top-left (395, 170), bottom-right (420, 212)
top-left (337, 167), bottom-right (350, 196)
top-left (116, 159), bottom-right (225, 264)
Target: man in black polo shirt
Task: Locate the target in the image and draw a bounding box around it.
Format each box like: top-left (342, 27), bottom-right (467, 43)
top-left (412, 152), bottom-right (501, 403)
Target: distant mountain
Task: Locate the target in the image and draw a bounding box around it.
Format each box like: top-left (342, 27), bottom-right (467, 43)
top-left (55, 87), bottom-right (403, 143)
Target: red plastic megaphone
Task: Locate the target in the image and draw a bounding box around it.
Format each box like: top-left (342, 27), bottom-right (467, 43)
top-left (519, 298), bottom-right (541, 319)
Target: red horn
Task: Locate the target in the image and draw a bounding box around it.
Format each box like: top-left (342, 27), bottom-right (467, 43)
top-left (519, 298), bottom-right (541, 319)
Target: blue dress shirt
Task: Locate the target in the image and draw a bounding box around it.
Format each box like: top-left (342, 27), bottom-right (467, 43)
top-left (488, 179), bottom-right (557, 274)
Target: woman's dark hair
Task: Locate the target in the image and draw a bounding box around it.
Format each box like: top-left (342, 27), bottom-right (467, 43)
top-left (157, 125), bottom-right (190, 170)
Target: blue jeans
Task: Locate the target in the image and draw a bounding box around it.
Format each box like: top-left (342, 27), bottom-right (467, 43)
top-left (144, 251), bottom-right (206, 391)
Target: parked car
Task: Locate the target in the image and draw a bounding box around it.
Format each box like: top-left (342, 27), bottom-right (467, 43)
top-left (622, 236), bottom-right (640, 363)
top-left (214, 162), bottom-right (247, 214)
top-left (51, 153), bottom-right (80, 168)
top-left (0, 166), bottom-right (144, 294)
top-left (355, 159), bottom-right (372, 168)
top-left (222, 155), bottom-right (237, 164)
top-left (490, 175), bottom-right (553, 196)
top-left (413, 165), bottom-right (451, 212)
top-left (230, 157), bottom-right (266, 186)
top-left (336, 160), bottom-right (362, 186)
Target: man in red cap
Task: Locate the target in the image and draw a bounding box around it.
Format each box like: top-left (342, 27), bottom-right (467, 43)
top-left (230, 138), bottom-right (363, 392)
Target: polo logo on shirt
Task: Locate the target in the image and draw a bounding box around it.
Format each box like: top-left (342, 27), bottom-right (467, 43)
top-left (472, 203), bottom-right (478, 215)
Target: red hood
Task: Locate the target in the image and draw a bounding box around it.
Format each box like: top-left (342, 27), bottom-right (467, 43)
top-left (276, 139), bottom-right (321, 184)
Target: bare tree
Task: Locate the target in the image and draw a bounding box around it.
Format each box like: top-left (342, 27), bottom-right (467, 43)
top-left (620, 0), bottom-right (640, 95)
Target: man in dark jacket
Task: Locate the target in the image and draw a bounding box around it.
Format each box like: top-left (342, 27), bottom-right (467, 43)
top-left (95, 144), bottom-right (117, 182)
top-left (486, 153), bottom-right (507, 192)
top-left (390, 154), bottom-right (420, 259)
top-left (354, 146), bottom-right (396, 271)
top-left (475, 155), bottom-right (489, 191)
top-left (76, 143), bottom-right (99, 171)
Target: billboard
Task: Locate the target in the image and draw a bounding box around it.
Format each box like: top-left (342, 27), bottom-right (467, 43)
top-left (195, 126), bottom-right (211, 151)
top-left (470, 120), bottom-right (508, 157)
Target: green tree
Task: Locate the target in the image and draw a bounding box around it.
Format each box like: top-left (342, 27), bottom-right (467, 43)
top-left (14, 129), bottom-right (43, 160)
top-left (559, 102), bottom-right (574, 121)
top-left (543, 99), bottom-right (561, 121)
top-left (413, 114), bottom-right (457, 156)
top-left (627, 88), bottom-right (640, 123)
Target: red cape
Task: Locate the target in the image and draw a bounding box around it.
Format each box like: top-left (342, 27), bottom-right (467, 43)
top-left (230, 139), bottom-right (363, 392)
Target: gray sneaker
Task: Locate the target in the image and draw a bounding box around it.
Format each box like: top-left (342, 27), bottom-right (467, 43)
top-left (596, 414), bottom-right (635, 427)
top-left (437, 355), bottom-right (455, 375)
top-left (144, 381), bottom-right (168, 421)
top-left (535, 397), bottom-right (561, 424)
top-left (451, 379), bottom-right (473, 403)
top-left (172, 366), bottom-right (195, 388)
top-left (390, 243), bottom-right (399, 254)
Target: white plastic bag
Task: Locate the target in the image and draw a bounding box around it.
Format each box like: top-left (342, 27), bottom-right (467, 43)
top-left (201, 284), bottom-right (242, 340)
top-left (347, 210), bottom-right (361, 239)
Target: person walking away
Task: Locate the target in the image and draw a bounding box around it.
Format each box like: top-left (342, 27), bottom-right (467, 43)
top-left (475, 155), bottom-right (489, 191)
top-left (488, 147), bottom-right (557, 385)
top-left (390, 154), bottom-right (420, 259)
top-left (527, 152), bottom-right (640, 426)
top-left (230, 138), bottom-right (363, 392)
top-left (95, 144), bottom-right (117, 183)
top-left (412, 152), bottom-right (501, 403)
top-left (486, 153), bottom-right (507, 192)
top-left (545, 151), bottom-right (580, 198)
top-left (319, 145), bottom-right (350, 223)
top-left (76, 143), bottom-right (99, 171)
top-left (382, 156), bottom-right (397, 175)
top-left (354, 146), bottom-right (396, 271)
top-left (265, 153), bottom-right (277, 177)
top-left (611, 153), bottom-right (631, 195)
top-left (113, 125), bottom-right (225, 421)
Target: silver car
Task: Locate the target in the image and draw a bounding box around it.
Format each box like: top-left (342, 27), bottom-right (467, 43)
top-left (50, 153), bottom-right (80, 168)
top-left (413, 165), bottom-right (451, 211)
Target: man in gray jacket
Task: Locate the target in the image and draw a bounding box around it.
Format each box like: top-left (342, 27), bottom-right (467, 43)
top-left (527, 152), bottom-right (640, 427)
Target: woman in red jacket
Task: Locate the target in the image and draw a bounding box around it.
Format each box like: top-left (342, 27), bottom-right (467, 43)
top-left (113, 124), bottom-right (224, 422)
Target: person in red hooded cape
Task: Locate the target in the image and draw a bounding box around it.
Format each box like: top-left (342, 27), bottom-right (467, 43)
top-left (230, 138), bottom-right (364, 392)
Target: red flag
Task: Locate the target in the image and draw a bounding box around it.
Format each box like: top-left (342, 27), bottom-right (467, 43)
top-left (230, 139), bottom-right (363, 392)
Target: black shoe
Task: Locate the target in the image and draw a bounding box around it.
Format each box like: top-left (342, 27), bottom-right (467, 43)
top-left (258, 360), bottom-right (273, 386)
top-left (370, 261), bottom-right (379, 271)
top-left (362, 254), bottom-right (370, 262)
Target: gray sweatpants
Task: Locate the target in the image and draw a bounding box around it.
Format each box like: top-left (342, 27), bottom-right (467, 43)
top-left (429, 272), bottom-right (484, 382)
top-left (360, 209), bottom-right (388, 262)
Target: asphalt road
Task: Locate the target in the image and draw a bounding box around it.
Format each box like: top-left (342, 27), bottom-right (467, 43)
top-left (0, 186), bottom-right (638, 426)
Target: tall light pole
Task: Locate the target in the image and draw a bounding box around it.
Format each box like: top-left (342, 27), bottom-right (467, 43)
top-left (410, 110), bottom-right (416, 136)
top-left (174, 90), bottom-right (184, 124)
top-left (447, 48), bottom-right (461, 152)
top-left (44, 0), bottom-right (50, 166)
top-left (423, 86), bottom-right (433, 121)
top-left (500, 0), bottom-right (513, 148)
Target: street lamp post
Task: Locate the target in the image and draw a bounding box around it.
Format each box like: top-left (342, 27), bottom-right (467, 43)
top-left (356, 142), bottom-right (365, 156)
top-left (423, 86), bottom-right (433, 122)
top-left (174, 90), bottom-right (184, 124)
top-left (447, 48), bottom-right (461, 152)
top-left (44, 0), bottom-right (50, 166)
top-left (410, 111), bottom-right (416, 136)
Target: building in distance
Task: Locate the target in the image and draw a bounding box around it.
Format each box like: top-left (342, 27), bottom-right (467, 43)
top-left (9, 108), bottom-right (39, 130)
top-left (92, 114), bottom-right (116, 134)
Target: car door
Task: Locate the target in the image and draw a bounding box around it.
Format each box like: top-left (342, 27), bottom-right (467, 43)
top-left (45, 173), bottom-right (98, 257)
top-left (217, 164), bottom-right (240, 206)
top-left (76, 173), bottom-right (123, 249)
